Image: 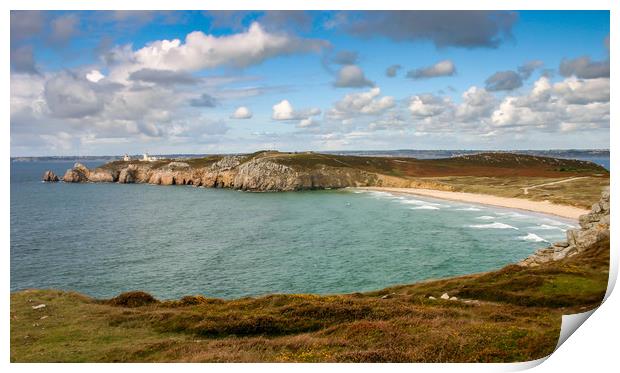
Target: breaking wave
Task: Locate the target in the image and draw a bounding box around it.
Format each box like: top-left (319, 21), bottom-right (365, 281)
top-left (467, 222), bottom-right (519, 230)
top-left (519, 233), bottom-right (548, 242)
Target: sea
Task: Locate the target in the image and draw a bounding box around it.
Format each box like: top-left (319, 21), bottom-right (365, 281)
top-left (10, 152), bottom-right (608, 300)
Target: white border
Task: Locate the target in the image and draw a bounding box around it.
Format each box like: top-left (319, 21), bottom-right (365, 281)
top-left (3, 1), bottom-right (616, 372)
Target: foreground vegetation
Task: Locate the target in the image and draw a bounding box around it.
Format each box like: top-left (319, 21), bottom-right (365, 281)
top-left (11, 238), bottom-right (608, 363)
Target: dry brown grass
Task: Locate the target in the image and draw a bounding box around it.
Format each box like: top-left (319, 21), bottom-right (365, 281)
top-left (416, 176), bottom-right (609, 209)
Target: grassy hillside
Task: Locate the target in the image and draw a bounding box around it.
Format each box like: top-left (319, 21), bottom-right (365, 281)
top-left (97, 151), bottom-right (609, 207)
top-left (10, 238), bottom-right (608, 363)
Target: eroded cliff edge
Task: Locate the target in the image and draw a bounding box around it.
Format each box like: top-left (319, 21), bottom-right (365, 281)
top-left (519, 186), bottom-right (610, 266)
top-left (49, 151), bottom-right (452, 191)
top-left (43, 150), bottom-right (607, 193)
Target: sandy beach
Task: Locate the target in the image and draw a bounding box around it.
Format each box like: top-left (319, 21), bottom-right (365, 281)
top-left (356, 187), bottom-right (589, 220)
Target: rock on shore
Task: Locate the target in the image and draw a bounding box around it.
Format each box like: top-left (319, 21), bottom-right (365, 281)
top-left (519, 186), bottom-right (610, 266)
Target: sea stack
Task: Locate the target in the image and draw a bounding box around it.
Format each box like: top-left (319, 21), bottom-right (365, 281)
top-left (42, 170), bottom-right (59, 182)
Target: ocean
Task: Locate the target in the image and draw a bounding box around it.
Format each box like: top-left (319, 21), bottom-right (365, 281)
top-left (10, 160), bottom-right (583, 300)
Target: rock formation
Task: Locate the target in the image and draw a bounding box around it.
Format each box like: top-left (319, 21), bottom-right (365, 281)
top-left (62, 163), bottom-right (91, 183)
top-left (519, 186), bottom-right (610, 266)
top-left (57, 154), bottom-right (384, 191)
top-left (42, 170), bottom-right (59, 182)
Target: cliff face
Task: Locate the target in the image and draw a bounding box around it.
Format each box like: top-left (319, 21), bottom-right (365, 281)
top-left (52, 155), bottom-right (382, 192)
top-left (519, 186), bottom-right (610, 266)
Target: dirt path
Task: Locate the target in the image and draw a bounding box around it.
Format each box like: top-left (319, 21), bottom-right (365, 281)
top-left (521, 177), bottom-right (589, 195)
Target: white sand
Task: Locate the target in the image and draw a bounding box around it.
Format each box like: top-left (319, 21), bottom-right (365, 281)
top-left (356, 187), bottom-right (588, 220)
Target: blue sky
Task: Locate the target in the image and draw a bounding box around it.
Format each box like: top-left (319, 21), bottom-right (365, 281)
top-left (10, 10), bottom-right (610, 156)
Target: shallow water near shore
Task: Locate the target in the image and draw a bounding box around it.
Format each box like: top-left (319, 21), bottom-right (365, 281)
top-left (11, 161), bottom-right (576, 299)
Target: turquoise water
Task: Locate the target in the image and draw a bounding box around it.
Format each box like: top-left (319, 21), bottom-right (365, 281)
top-left (11, 161), bottom-right (576, 300)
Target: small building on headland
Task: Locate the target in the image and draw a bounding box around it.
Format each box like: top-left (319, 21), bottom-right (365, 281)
top-left (123, 154), bottom-right (131, 161)
top-left (142, 153), bottom-right (160, 162)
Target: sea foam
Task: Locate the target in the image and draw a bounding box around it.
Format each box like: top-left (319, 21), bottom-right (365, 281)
top-left (468, 222), bottom-right (519, 230)
top-left (455, 207), bottom-right (482, 211)
top-left (528, 224), bottom-right (566, 232)
top-left (519, 233), bottom-right (548, 242)
top-left (475, 215), bottom-right (496, 220)
top-left (410, 205), bottom-right (440, 210)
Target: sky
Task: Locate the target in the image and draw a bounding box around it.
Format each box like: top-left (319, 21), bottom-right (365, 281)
top-left (10, 10), bottom-right (610, 156)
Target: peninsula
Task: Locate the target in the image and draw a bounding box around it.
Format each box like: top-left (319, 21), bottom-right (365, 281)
top-left (43, 151), bottom-right (608, 212)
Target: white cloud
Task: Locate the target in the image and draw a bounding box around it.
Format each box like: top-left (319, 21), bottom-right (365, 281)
top-left (110, 22), bottom-right (327, 82)
top-left (552, 77), bottom-right (609, 104)
top-left (409, 94), bottom-right (451, 117)
top-left (490, 76), bottom-right (610, 130)
top-left (327, 87), bottom-right (395, 122)
top-left (231, 106), bottom-right (252, 119)
top-left (455, 87), bottom-right (496, 121)
top-left (272, 100), bottom-right (320, 124)
top-left (86, 70), bottom-right (105, 83)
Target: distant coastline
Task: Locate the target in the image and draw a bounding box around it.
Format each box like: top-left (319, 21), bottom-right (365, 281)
top-left (10, 148), bottom-right (611, 170)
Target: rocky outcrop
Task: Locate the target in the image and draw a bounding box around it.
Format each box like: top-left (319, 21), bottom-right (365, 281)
top-left (42, 170), bottom-right (59, 182)
top-left (519, 186), bottom-right (610, 267)
top-left (88, 168), bottom-right (118, 183)
top-left (58, 154), bottom-right (384, 192)
top-left (62, 163), bottom-right (90, 183)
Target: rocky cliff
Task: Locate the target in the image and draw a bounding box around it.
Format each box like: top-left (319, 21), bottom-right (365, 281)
top-left (48, 153), bottom-right (384, 192)
top-left (519, 186), bottom-right (610, 266)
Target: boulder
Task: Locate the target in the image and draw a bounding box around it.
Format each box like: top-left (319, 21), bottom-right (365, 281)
top-left (42, 170), bottom-right (59, 182)
top-left (440, 293), bottom-right (450, 300)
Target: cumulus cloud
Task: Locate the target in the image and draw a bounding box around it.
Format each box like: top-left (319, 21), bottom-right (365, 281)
top-left (407, 60), bottom-right (456, 80)
top-left (485, 70), bottom-right (523, 91)
top-left (272, 100), bottom-right (320, 121)
top-left (385, 64), bottom-right (401, 77)
top-left (190, 93), bottom-right (218, 108)
top-left (44, 72), bottom-right (103, 118)
top-left (409, 94), bottom-right (451, 117)
top-left (120, 22), bottom-right (327, 77)
top-left (298, 118), bottom-right (319, 128)
top-left (559, 56), bottom-right (610, 79)
top-left (552, 77), bottom-right (609, 104)
top-left (346, 11), bottom-right (518, 49)
top-left (491, 76), bottom-right (609, 129)
top-left (86, 70), bottom-right (105, 83)
top-left (11, 46), bottom-right (39, 74)
top-left (128, 68), bottom-right (199, 86)
top-left (455, 87), bottom-right (496, 121)
top-left (397, 73), bottom-right (608, 138)
top-left (231, 106), bottom-right (252, 119)
top-left (333, 65), bottom-right (374, 88)
top-left (327, 87), bottom-right (395, 122)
